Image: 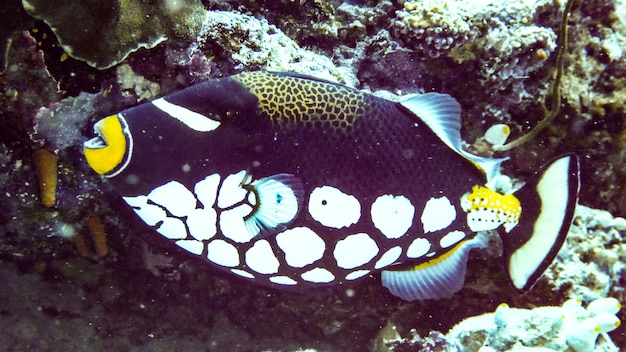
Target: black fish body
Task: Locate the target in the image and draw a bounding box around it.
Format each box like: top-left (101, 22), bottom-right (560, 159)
top-left (113, 73), bottom-right (480, 197)
top-left (83, 71), bottom-right (579, 301)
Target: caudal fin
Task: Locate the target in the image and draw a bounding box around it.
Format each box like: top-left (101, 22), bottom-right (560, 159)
top-left (503, 154), bottom-right (579, 291)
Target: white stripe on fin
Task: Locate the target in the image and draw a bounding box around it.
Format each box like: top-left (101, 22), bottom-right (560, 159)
top-left (381, 232), bottom-right (488, 301)
top-left (153, 98), bottom-right (221, 132)
top-left (400, 93), bottom-right (507, 181)
top-left (505, 154), bottom-right (579, 291)
top-left (244, 174), bottom-right (304, 239)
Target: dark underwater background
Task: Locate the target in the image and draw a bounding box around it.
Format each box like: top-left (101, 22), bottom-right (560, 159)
top-left (0, 0), bottom-right (625, 350)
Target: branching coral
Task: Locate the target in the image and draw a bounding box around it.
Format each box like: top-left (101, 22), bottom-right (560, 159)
top-left (392, 0), bottom-right (477, 59)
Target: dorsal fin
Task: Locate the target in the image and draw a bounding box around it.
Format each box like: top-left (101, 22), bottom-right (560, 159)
top-left (267, 71), bottom-right (342, 86)
top-left (400, 93), bottom-right (507, 181)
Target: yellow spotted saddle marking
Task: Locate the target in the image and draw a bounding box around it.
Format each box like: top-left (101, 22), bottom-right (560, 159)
top-left (466, 185), bottom-right (522, 225)
top-left (234, 72), bottom-right (369, 132)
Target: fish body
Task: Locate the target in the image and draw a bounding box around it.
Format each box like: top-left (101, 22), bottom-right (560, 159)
top-left (83, 71), bottom-right (579, 300)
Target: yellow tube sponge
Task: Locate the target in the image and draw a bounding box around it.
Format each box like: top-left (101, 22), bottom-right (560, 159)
top-left (87, 216), bottom-right (108, 258)
top-left (32, 148), bottom-right (58, 207)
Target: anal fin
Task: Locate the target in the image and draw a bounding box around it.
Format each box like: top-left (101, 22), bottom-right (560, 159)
top-left (381, 233), bottom-right (488, 301)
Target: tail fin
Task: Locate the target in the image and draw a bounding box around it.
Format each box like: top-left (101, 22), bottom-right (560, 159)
top-left (503, 154), bottom-right (579, 291)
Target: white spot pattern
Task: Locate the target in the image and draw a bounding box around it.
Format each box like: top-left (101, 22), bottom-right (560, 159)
top-left (219, 204), bottom-right (254, 243)
top-left (276, 227), bottom-right (325, 268)
top-left (207, 239), bottom-right (240, 267)
top-left (186, 208), bottom-right (216, 240)
top-left (231, 268), bottom-right (254, 279)
top-left (308, 186), bottom-right (361, 229)
top-left (371, 195), bottom-right (415, 239)
top-left (374, 246), bottom-right (402, 269)
top-left (270, 276), bottom-right (298, 285)
top-left (217, 170), bottom-right (248, 208)
top-left (194, 173), bottom-right (220, 208)
top-left (301, 267), bottom-right (335, 283)
top-left (333, 233), bottom-right (379, 269)
top-left (123, 195), bottom-right (166, 226)
top-left (156, 217), bottom-right (187, 239)
top-left (126, 170), bottom-right (455, 288)
top-left (407, 238), bottom-right (430, 258)
top-left (123, 174), bottom-right (222, 243)
top-left (175, 240), bottom-right (204, 255)
top-left (345, 270), bottom-right (370, 280)
top-left (421, 196), bottom-right (456, 233)
top-left (148, 181), bottom-right (197, 217)
top-left (245, 240), bottom-right (280, 274)
top-left (440, 230), bottom-right (466, 248)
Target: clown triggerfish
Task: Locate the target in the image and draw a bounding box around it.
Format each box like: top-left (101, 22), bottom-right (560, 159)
top-left (83, 71), bottom-right (579, 301)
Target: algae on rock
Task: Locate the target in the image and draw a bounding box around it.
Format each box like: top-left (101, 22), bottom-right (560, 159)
top-left (21, 0), bottom-right (206, 69)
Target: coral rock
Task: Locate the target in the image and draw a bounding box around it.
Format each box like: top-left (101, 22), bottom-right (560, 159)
top-left (447, 298), bottom-right (621, 351)
top-left (198, 11), bottom-right (345, 83)
top-left (21, 0), bottom-right (206, 69)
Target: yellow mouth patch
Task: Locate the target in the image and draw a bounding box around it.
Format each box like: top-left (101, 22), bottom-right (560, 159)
top-left (461, 185), bottom-right (522, 232)
top-left (83, 114), bottom-right (130, 176)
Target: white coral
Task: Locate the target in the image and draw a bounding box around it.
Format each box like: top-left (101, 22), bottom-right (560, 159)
top-left (564, 298), bottom-right (621, 352)
top-left (446, 297), bottom-right (621, 351)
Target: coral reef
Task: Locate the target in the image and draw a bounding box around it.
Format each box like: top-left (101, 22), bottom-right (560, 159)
top-left (1, 0), bottom-right (626, 350)
top-left (197, 10), bottom-right (347, 83)
top-left (392, 0), bottom-right (479, 59)
top-left (0, 0), bottom-right (35, 72)
top-left (0, 31), bottom-right (61, 147)
top-left (544, 205), bottom-right (626, 303)
top-left (446, 298), bottom-right (621, 351)
top-left (379, 297), bottom-right (621, 351)
top-left (31, 91), bottom-right (108, 151)
top-left (21, 0), bottom-right (206, 69)
top-left (115, 64), bottom-right (162, 102)
top-left (558, 0), bottom-right (626, 215)
top-left (374, 0), bottom-right (558, 107)
top-left (211, 0), bottom-right (342, 50)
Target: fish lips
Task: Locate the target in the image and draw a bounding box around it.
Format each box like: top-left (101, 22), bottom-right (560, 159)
top-left (83, 114), bottom-right (133, 177)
